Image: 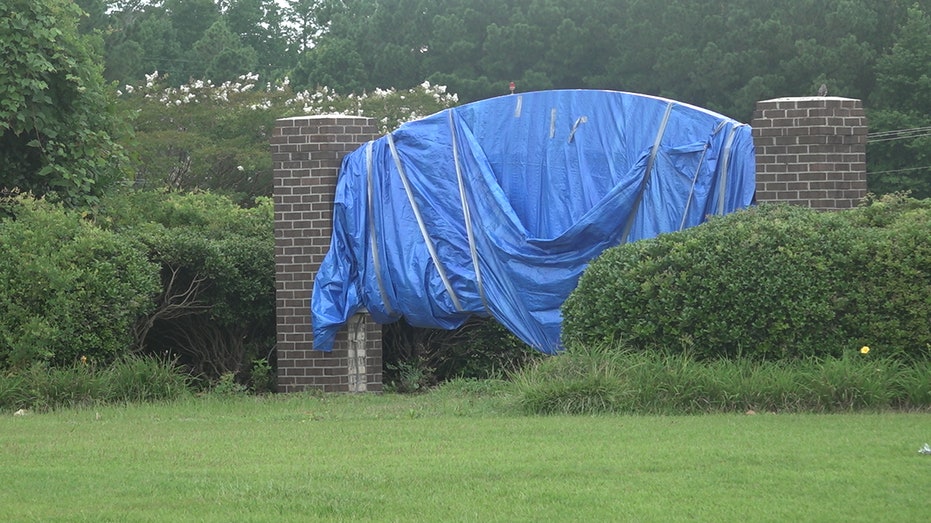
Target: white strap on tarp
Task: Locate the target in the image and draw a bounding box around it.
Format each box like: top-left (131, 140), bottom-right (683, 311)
top-left (715, 123), bottom-right (745, 215)
top-left (620, 101), bottom-right (675, 244)
top-left (365, 142), bottom-right (396, 316)
top-left (567, 116), bottom-right (588, 143)
top-left (678, 120), bottom-right (728, 230)
top-left (386, 133), bottom-right (464, 312)
top-left (678, 143), bottom-right (710, 231)
top-left (448, 111), bottom-right (490, 314)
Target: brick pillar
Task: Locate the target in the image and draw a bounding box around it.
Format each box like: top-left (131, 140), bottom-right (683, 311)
top-left (271, 115), bottom-right (382, 393)
top-left (752, 97), bottom-right (867, 209)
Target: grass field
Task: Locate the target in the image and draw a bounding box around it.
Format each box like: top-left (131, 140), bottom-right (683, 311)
top-left (2, 388), bottom-right (929, 522)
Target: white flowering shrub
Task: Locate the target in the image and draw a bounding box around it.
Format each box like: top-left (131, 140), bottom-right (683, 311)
top-left (119, 73), bottom-right (460, 198)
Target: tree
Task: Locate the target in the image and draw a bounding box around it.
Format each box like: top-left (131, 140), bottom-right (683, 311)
top-left (226, 0), bottom-right (293, 78)
top-left (0, 0), bottom-right (129, 206)
top-left (103, 6), bottom-right (184, 85)
top-left (117, 72), bottom-right (459, 198)
top-left (868, 4), bottom-right (931, 198)
top-left (193, 20), bottom-right (258, 83)
top-left (164, 0), bottom-right (220, 51)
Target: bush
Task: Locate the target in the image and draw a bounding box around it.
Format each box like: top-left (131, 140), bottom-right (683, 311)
top-left (96, 189), bottom-right (275, 381)
top-left (0, 195), bottom-right (159, 369)
top-left (563, 196), bottom-right (931, 361)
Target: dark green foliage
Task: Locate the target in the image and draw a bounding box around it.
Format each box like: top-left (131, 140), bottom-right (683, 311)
top-left (249, 358), bottom-right (275, 394)
top-left (291, 1), bottom-right (910, 117)
top-left (0, 195), bottom-right (159, 369)
top-left (96, 189), bottom-right (275, 381)
top-left (0, 0), bottom-right (129, 206)
top-left (85, 1), bottom-right (931, 196)
top-left (867, 5), bottom-right (931, 198)
top-left (99, 0), bottom-right (291, 86)
top-left (383, 317), bottom-right (539, 392)
top-left (0, 188), bottom-right (275, 383)
top-left (563, 196), bottom-right (931, 361)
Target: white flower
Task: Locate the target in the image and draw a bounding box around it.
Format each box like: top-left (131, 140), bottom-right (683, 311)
top-left (237, 165), bottom-right (244, 171)
top-left (144, 70), bottom-right (159, 88)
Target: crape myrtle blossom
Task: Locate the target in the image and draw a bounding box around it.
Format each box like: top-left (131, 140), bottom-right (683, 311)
top-left (120, 72), bottom-right (459, 133)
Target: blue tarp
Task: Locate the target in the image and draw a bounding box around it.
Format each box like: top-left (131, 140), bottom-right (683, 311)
top-left (312, 90), bottom-right (755, 354)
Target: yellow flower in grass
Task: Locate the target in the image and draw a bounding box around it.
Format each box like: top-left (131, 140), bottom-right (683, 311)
top-left (80, 355), bottom-right (88, 365)
top-left (860, 346), bottom-right (870, 355)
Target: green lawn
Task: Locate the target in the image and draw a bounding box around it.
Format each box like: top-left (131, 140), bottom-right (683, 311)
top-left (1, 391), bottom-right (929, 522)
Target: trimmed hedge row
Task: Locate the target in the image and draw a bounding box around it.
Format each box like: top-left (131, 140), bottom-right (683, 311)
top-left (562, 195), bottom-right (931, 361)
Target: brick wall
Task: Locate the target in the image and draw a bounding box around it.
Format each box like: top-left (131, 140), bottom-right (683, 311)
top-left (271, 115), bottom-right (382, 393)
top-left (272, 97), bottom-right (870, 393)
top-left (752, 97), bottom-right (867, 209)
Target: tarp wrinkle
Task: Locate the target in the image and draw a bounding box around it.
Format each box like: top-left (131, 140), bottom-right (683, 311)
top-left (311, 90), bottom-right (755, 354)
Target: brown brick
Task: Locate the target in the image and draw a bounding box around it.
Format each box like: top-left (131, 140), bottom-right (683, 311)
top-left (274, 116), bottom-right (382, 393)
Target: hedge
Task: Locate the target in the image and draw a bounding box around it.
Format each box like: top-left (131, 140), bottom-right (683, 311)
top-left (562, 195), bottom-right (931, 361)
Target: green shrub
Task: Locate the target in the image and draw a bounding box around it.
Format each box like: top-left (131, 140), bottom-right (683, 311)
top-left (563, 196), bottom-right (931, 361)
top-left (249, 358), bottom-right (274, 394)
top-left (211, 372), bottom-right (249, 396)
top-left (96, 189), bottom-right (275, 380)
top-left (0, 195), bottom-right (160, 369)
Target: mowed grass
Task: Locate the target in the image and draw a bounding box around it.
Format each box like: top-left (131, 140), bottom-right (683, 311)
top-left (1, 389), bottom-right (929, 522)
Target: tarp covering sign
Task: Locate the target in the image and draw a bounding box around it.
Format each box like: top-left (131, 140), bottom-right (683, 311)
top-left (311, 90), bottom-right (756, 354)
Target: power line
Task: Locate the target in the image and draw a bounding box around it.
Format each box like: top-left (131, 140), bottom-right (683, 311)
top-left (868, 164), bottom-right (931, 176)
top-left (868, 125), bottom-right (931, 138)
top-left (867, 126), bottom-right (931, 143)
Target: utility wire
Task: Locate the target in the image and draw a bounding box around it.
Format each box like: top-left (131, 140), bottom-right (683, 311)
top-left (868, 164), bottom-right (931, 176)
top-left (868, 125), bottom-right (931, 138)
top-left (867, 126), bottom-right (931, 143)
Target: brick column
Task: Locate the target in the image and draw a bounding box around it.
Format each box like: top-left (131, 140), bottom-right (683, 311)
top-left (752, 97), bottom-right (867, 209)
top-left (271, 115), bottom-right (382, 393)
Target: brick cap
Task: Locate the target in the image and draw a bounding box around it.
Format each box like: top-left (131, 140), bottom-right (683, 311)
top-left (276, 114), bottom-right (362, 122)
top-left (759, 96), bottom-right (860, 103)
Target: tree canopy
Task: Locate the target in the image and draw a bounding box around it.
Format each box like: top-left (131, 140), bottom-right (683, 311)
top-left (22, 0), bottom-right (931, 198)
top-left (1, 0), bottom-right (128, 206)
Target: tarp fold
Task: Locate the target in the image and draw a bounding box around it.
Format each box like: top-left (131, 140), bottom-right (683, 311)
top-left (311, 90), bottom-right (755, 353)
